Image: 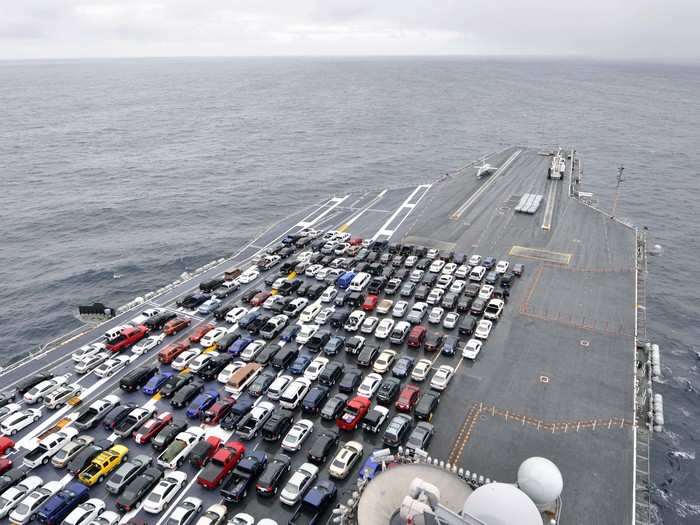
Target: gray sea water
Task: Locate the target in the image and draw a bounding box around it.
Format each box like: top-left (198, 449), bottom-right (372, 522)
top-left (0, 57), bottom-right (698, 523)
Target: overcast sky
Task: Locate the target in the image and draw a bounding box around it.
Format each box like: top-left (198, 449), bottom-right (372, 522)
top-left (3, 0), bottom-right (700, 60)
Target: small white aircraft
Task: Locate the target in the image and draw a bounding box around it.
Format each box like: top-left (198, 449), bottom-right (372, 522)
top-left (476, 161), bottom-right (498, 178)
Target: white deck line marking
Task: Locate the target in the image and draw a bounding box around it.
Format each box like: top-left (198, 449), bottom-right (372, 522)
top-left (451, 150), bottom-right (522, 219)
top-left (378, 186), bottom-right (432, 239)
top-left (371, 185), bottom-right (431, 240)
top-left (541, 178), bottom-right (558, 231)
top-left (296, 196), bottom-right (350, 228)
top-left (342, 190), bottom-right (388, 228)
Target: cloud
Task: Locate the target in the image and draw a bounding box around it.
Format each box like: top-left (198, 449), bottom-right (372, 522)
top-left (1, 0), bottom-right (699, 59)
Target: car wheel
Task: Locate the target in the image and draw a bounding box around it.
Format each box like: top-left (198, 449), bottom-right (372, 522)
top-left (36, 397), bottom-right (43, 403)
top-left (98, 475), bottom-right (104, 483)
top-left (122, 455), bottom-right (128, 463)
top-left (10, 429), bottom-right (17, 435)
top-left (42, 456), bottom-right (49, 464)
top-left (177, 458), bottom-right (183, 467)
top-left (273, 487), bottom-right (278, 495)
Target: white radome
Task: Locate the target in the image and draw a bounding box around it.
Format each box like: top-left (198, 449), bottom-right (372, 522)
top-left (462, 482), bottom-right (541, 525)
top-left (517, 456), bottom-right (564, 505)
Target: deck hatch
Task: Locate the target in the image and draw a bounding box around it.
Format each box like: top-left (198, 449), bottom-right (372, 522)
top-left (509, 245), bottom-right (572, 265)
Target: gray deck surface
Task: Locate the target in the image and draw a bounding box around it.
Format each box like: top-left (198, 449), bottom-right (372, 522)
top-left (0, 148), bottom-right (637, 525)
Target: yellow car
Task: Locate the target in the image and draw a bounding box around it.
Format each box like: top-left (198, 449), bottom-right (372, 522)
top-left (78, 444), bottom-right (128, 486)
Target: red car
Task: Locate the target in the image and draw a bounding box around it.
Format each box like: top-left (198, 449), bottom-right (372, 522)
top-left (250, 291), bottom-right (272, 307)
top-left (407, 325), bottom-right (427, 348)
top-left (189, 436), bottom-right (222, 469)
top-left (196, 441), bottom-right (246, 489)
top-left (362, 295), bottom-right (378, 312)
top-left (158, 340), bottom-right (191, 364)
top-left (202, 400), bottom-right (234, 425)
top-left (163, 317), bottom-right (192, 336)
top-left (0, 457), bottom-right (12, 475)
top-left (336, 395), bottom-right (371, 431)
top-left (395, 384), bottom-right (421, 412)
top-left (189, 323), bottom-right (215, 344)
top-left (106, 325), bottom-right (148, 352)
top-left (0, 437), bottom-right (15, 456)
top-left (349, 237), bottom-right (363, 246)
top-left (133, 411), bottom-right (173, 444)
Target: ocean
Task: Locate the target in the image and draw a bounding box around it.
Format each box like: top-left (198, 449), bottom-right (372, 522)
top-left (0, 57), bottom-right (698, 522)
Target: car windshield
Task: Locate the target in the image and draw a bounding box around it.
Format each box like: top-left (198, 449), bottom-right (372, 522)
top-left (146, 492), bottom-right (161, 503)
top-left (15, 502), bottom-right (31, 514)
top-left (161, 440), bottom-right (186, 462)
top-left (82, 464), bottom-right (101, 477)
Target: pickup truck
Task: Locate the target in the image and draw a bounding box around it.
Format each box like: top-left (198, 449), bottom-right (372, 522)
top-left (157, 426), bottom-right (205, 469)
top-left (196, 441), bottom-right (246, 489)
top-left (289, 479), bottom-right (337, 525)
top-left (23, 427), bottom-right (79, 468)
top-left (360, 405), bottom-right (390, 434)
top-left (73, 395), bottom-right (120, 430)
top-left (219, 451), bottom-right (268, 502)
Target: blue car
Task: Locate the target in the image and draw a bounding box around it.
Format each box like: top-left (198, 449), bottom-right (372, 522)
top-left (442, 335), bottom-right (459, 356)
top-left (229, 336), bottom-right (254, 356)
top-left (143, 372), bottom-right (174, 395)
top-left (238, 310), bottom-right (262, 330)
top-left (37, 482), bottom-right (89, 525)
top-left (482, 256), bottom-right (496, 269)
top-left (391, 356), bottom-right (415, 378)
top-left (186, 390), bottom-right (219, 419)
top-left (280, 324), bottom-right (301, 343)
top-left (288, 355), bottom-right (312, 375)
top-left (359, 453), bottom-right (382, 480)
top-left (323, 335), bottom-right (345, 356)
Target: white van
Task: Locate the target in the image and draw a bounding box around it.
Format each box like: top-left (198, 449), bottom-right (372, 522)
top-left (469, 265), bottom-right (487, 282)
top-left (389, 321), bottom-right (411, 344)
top-left (300, 302), bottom-right (323, 323)
top-left (104, 325), bottom-right (126, 342)
top-left (279, 378), bottom-right (311, 410)
top-left (348, 272), bottom-right (371, 292)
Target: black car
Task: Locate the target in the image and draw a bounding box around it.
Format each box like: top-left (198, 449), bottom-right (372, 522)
top-left (344, 336), bottom-right (364, 355)
top-left (170, 381), bottom-right (204, 409)
top-left (470, 299), bottom-right (487, 316)
top-left (422, 272), bottom-right (437, 286)
top-left (306, 331), bottom-right (331, 352)
top-left (318, 362), bottom-right (344, 386)
top-left (307, 429), bottom-right (340, 464)
top-left (346, 292), bottom-right (365, 308)
top-left (241, 289), bottom-right (261, 304)
top-left (15, 372), bottom-right (54, 396)
top-left (383, 415), bottom-right (413, 448)
top-left (356, 345), bottom-right (379, 367)
top-left (423, 332), bottom-right (444, 352)
top-left (0, 390), bottom-right (15, 407)
top-left (297, 283), bottom-right (313, 297)
top-left (441, 292), bottom-right (458, 310)
top-left (271, 346), bottom-right (298, 369)
top-left (406, 422), bottom-right (435, 452)
top-left (320, 393), bottom-right (348, 420)
top-left (215, 333), bottom-right (240, 352)
top-left (338, 368), bottom-right (362, 393)
top-left (120, 365), bottom-right (158, 393)
top-left (415, 257), bottom-right (430, 270)
top-left (248, 314), bottom-right (271, 335)
top-left (458, 316), bottom-right (477, 336)
top-left (395, 268), bottom-right (410, 281)
top-left (464, 283), bottom-right (481, 297)
top-left (199, 278), bottom-right (224, 293)
top-left (277, 280), bottom-right (302, 296)
top-left (256, 343), bottom-right (282, 365)
top-left (221, 394), bottom-right (256, 431)
top-left (414, 284), bottom-right (430, 301)
top-left (261, 409), bottom-right (294, 442)
top-left (307, 284), bottom-right (325, 300)
top-left (213, 304), bottom-right (233, 321)
top-left (415, 391), bottom-right (440, 421)
top-left (456, 296), bottom-right (473, 313)
top-left (197, 354), bottom-right (234, 381)
top-left (116, 466), bottom-right (164, 513)
top-left (159, 373), bottom-right (194, 398)
top-left (152, 420), bottom-right (188, 451)
top-left (367, 277), bottom-right (386, 295)
top-left (67, 440), bottom-right (110, 476)
top-left (220, 452), bottom-right (268, 502)
top-left (376, 377), bottom-right (401, 405)
top-left (189, 439), bottom-right (218, 469)
top-left (500, 271), bottom-right (515, 287)
top-left (143, 311), bottom-right (176, 330)
top-left (255, 453), bottom-right (291, 497)
top-left (302, 385), bottom-right (330, 415)
top-left (102, 402), bottom-right (138, 431)
top-left (329, 310), bottom-right (350, 329)
top-left (0, 468), bottom-right (27, 494)
top-left (176, 292), bottom-right (210, 309)
top-left (248, 371), bottom-right (277, 397)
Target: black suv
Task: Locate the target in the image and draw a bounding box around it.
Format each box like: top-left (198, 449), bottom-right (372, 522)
top-left (120, 365), bottom-right (158, 392)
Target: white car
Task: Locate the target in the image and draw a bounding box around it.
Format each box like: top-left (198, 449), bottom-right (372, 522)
top-left (442, 262), bottom-right (458, 275)
top-left (296, 324), bottom-right (319, 345)
top-left (462, 339), bottom-right (483, 360)
top-left (478, 285), bottom-right (494, 301)
top-left (217, 361), bottom-right (246, 384)
top-left (71, 343), bottom-right (104, 362)
top-left (280, 463), bottom-right (319, 506)
top-left (94, 355), bottom-right (131, 378)
top-left (344, 310), bottom-right (366, 332)
top-left (23, 375), bottom-right (70, 404)
top-left (304, 356), bottom-right (329, 381)
top-left (320, 286), bottom-right (337, 303)
top-left (305, 264), bottom-right (323, 277)
top-left (316, 306), bottom-right (335, 325)
top-left (0, 476), bottom-right (42, 519)
top-left (428, 307), bottom-right (444, 324)
top-left (373, 350), bottom-right (397, 374)
top-left (374, 318), bottom-right (395, 339)
top-left (281, 419), bottom-right (314, 452)
top-left (44, 383), bottom-right (83, 409)
top-left (8, 480), bottom-right (62, 524)
top-left (426, 248), bottom-right (439, 259)
top-left (74, 352), bottom-right (110, 374)
top-left (455, 265), bottom-right (470, 279)
top-left (474, 319), bottom-right (494, 340)
top-left (329, 441), bottom-right (363, 480)
top-left (315, 268), bottom-right (330, 281)
top-left (360, 316), bottom-right (379, 334)
top-left (426, 288), bottom-right (444, 305)
top-left (428, 259), bottom-right (445, 273)
top-left (357, 373), bottom-right (382, 398)
top-left (165, 497), bottom-right (203, 525)
top-left (132, 333), bottom-right (165, 355)
top-left (195, 504), bottom-right (228, 525)
top-left (436, 273), bottom-right (453, 290)
top-left (143, 470), bottom-right (188, 513)
top-left (495, 260), bottom-right (510, 274)
top-left (87, 511), bottom-right (121, 525)
top-left (268, 375), bottom-right (294, 401)
top-left (443, 312), bottom-right (460, 329)
top-left (228, 514), bottom-right (255, 525)
top-left (157, 426), bottom-right (206, 469)
top-left (225, 306), bottom-right (248, 324)
top-left (172, 349), bottom-right (202, 371)
top-left (197, 297), bottom-right (222, 315)
top-left (240, 340), bottom-right (266, 362)
top-left (407, 302), bottom-right (428, 324)
top-left (0, 404), bottom-right (21, 424)
top-left (188, 351), bottom-right (219, 372)
top-left (405, 255), bottom-right (418, 267)
top-left (62, 498), bottom-right (105, 525)
top-left (391, 301), bottom-right (409, 318)
top-left (280, 378), bottom-right (312, 410)
top-left (130, 308), bottom-right (161, 325)
top-left (409, 269), bottom-right (425, 283)
top-left (449, 279), bottom-right (466, 294)
top-left (200, 327), bottom-right (227, 348)
top-left (468, 254), bottom-right (482, 266)
top-left (1, 408), bottom-right (41, 435)
top-left (238, 267), bottom-right (259, 284)
top-left (411, 359), bottom-right (433, 382)
top-left (430, 365), bottom-right (455, 391)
